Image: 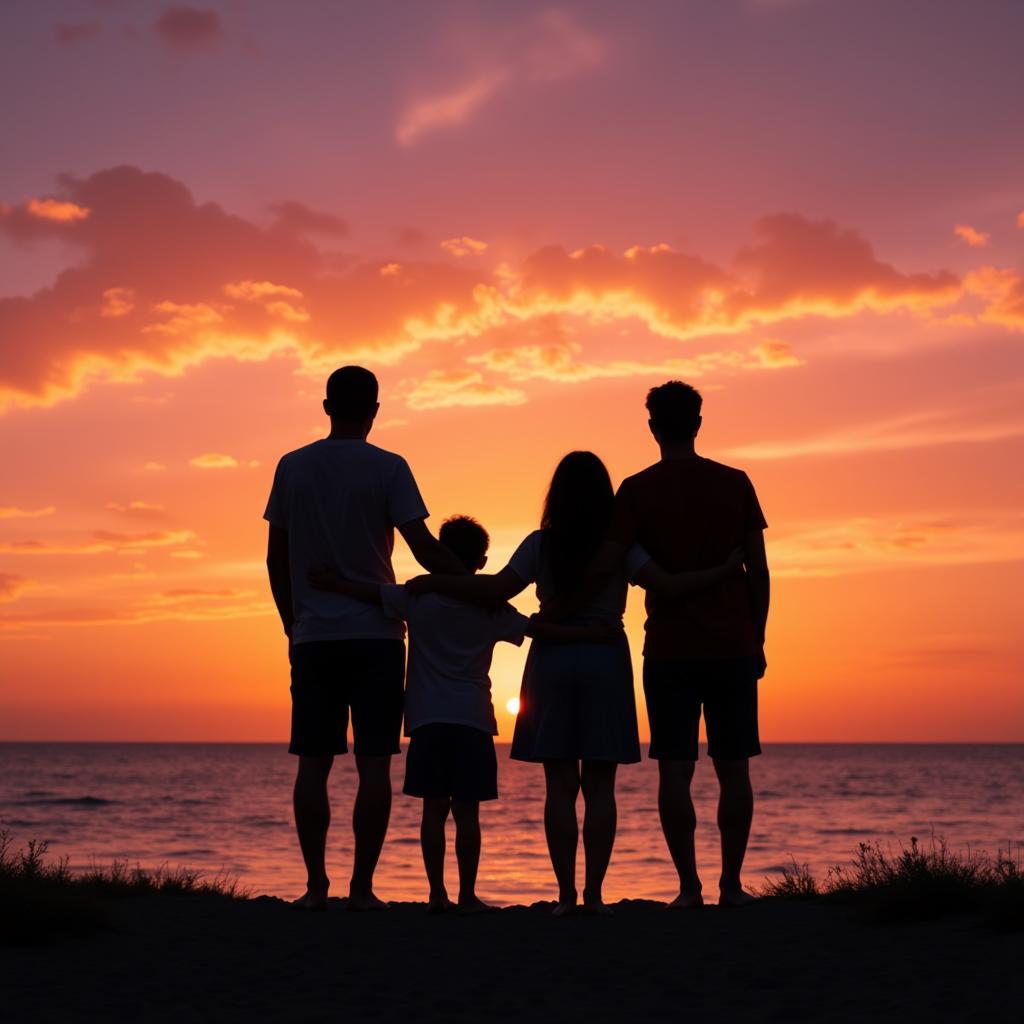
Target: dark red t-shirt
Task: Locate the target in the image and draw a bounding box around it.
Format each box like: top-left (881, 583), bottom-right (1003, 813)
top-left (611, 456), bottom-right (767, 660)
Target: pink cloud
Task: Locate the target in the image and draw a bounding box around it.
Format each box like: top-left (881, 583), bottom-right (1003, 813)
top-left (954, 224), bottom-right (990, 247)
top-left (269, 201), bottom-right (349, 238)
top-left (53, 22), bottom-right (100, 45)
top-left (0, 166), bottom-right (989, 416)
top-left (396, 10), bottom-right (606, 146)
top-left (155, 5), bottom-right (223, 51)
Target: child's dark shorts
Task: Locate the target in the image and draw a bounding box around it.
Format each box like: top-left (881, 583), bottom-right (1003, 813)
top-left (403, 723), bottom-right (498, 802)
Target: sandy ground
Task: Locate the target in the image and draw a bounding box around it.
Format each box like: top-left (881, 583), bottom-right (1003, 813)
top-left (2, 895), bottom-right (1021, 1022)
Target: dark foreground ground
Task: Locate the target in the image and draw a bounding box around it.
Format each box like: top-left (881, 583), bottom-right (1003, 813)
top-left (2, 895), bottom-right (1022, 1023)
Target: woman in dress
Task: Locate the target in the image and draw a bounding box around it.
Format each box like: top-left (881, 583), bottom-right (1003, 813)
top-left (409, 451), bottom-right (741, 913)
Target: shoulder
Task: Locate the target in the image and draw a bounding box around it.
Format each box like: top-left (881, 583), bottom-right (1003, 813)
top-left (617, 463), bottom-right (662, 494)
top-left (364, 443), bottom-right (415, 475)
top-left (700, 458), bottom-right (755, 486)
top-left (272, 441), bottom-right (322, 476)
top-left (513, 530), bottom-right (544, 556)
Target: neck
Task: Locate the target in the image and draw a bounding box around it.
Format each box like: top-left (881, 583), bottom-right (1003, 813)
top-left (327, 420), bottom-right (367, 440)
top-left (658, 439), bottom-right (697, 461)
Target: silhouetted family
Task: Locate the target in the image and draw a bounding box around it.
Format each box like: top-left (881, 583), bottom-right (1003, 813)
top-left (265, 366), bottom-right (769, 913)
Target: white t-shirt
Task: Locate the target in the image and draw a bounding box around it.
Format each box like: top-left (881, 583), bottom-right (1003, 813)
top-left (380, 585), bottom-right (529, 736)
top-left (264, 439), bottom-right (428, 645)
top-left (507, 529), bottom-right (650, 623)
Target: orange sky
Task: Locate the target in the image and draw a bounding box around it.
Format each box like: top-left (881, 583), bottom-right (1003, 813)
top-left (1, 1), bottom-right (1023, 741)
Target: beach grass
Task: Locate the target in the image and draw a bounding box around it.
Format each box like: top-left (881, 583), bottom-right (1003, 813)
top-left (0, 828), bottom-right (247, 946)
top-left (759, 835), bottom-right (1024, 929)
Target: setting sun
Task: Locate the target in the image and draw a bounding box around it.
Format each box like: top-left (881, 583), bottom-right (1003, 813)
top-left (505, 697), bottom-right (521, 716)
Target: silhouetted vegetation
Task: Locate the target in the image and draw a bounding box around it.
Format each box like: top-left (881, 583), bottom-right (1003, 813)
top-left (760, 836), bottom-right (1023, 929)
top-left (0, 828), bottom-right (247, 946)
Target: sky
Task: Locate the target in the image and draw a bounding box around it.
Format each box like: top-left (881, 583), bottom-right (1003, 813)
top-left (1, 0), bottom-right (1023, 742)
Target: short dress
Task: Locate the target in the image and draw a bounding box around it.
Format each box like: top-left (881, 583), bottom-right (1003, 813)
top-left (507, 530), bottom-right (642, 765)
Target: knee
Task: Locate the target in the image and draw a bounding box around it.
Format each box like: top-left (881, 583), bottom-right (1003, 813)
top-left (712, 758), bottom-right (750, 788)
top-left (658, 759), bottom-right (696, 789)
top-left (355, 755), bottom-right (392, 786)
top-left (546, 776), bottom-right (581, 804)
top-left (297, 755), bottom-right (333, 784)
top-left (580, 763), bottom-right (616, 801)
top-left (451, 800), bottom-right (480, 826)
top-left (422, 797), bottom-right (451, 822)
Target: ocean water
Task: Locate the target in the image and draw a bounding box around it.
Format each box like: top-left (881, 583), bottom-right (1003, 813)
top-left (0, 743), bottom-right (1020, 904)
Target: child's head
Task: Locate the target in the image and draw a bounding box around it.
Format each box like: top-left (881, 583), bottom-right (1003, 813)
top-left (438, 515), bottom-right (489, 572)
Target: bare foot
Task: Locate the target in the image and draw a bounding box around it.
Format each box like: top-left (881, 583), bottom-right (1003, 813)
top-left (428, 893), bottom-right (455, 915)
top-left (292, 887), bottom-right (329, 912)
top-left (667, 890), bottom-right (705, 910)
top-left (552, 901), bottom-right (577, 917)
top-left (457, 895), bottom-right (495, 915)
top-left (581, 899), bottom-right (614, 916)
top-left (346, 891), bottom-right (389, 912)
top-left (717, 888), bottom-right (757, 908)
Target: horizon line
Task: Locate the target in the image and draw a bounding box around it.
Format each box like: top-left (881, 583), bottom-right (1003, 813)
top-left (1, 739), bottom-right (1022, 746)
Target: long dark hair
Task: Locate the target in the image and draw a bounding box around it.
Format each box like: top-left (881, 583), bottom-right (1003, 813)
top-left (540, 451), bottom-right (614, 598)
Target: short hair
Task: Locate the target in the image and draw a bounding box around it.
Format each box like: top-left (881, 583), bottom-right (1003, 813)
top-left (325, 366), bottom-right (378, 421)
top-left (646, 381), bottom-right (703, 441)
top-left (438, 515), bottom-right (489, 571)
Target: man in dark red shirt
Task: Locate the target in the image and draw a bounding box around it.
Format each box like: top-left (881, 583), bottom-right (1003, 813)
top-left (610, 381), bottom-right (770, 907)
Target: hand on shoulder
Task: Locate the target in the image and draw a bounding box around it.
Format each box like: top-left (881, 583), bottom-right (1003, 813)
top-left (404, 574), bottom-right (436, 595)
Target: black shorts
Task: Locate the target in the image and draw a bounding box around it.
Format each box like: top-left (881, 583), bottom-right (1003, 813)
top-left (403, 724), bottom-right (498, 802)
top-left (643, 656), bottom-right (761, 762)
top-left (288, 639), bottom-right (405, 757)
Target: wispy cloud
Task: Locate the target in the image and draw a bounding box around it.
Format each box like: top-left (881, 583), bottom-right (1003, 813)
top-left (769, 511), bottom-right (1024, 578)
top-left (53, 22), bottom-right (100, 46)
top-left (440, 237), bottom-right (489, 258)
top-left (155, 5), bottom-right (223, 52)
top-left (954, 224), bottom-right (990, 247)
top-left (0, 573), bottom-right (31, 602)
top-left (396, 10), bottom-right (606, 146)
top-left (0, 530), bottom-right (198, 556)
top-left (0, 587), bottom-right (272, 631)
top-left (105, 500), bottom-right (165, 516)
top-left (403, 369), bottom-right (526, 410)
top-left (0, 506), bottom-right (56, 520)
top-left (27, 198), bottom-right (89, 223)
top-left (726, 407), bottom-right (1024, 461)
top-left (467, 339), bottom-right (803, 384)
top-left (188, 453), bottom-right (238, 469)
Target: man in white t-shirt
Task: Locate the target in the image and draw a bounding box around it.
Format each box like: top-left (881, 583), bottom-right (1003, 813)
top-left (264, 365), bottom-right (466, 911)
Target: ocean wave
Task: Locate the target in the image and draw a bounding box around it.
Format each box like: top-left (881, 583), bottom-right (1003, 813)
top-left (13, 795), bottom-right (117, 807)
top-left (815, 827), bottom-right (877, 835)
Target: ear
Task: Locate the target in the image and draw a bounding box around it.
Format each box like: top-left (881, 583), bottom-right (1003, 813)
top-left (693, 415), bottom-right (702, 438)
top-left (478, 554), bottom-right (489, 571)
top-left (647, 418), bottom-right (659, 442)
top-left (323, 398), bottom-right (331, 417)
top-left (370, 401), bottom-right (380, 421)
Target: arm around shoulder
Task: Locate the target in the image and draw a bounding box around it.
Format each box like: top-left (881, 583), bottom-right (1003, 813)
top-left (397, 517), bottom-right (468, 575)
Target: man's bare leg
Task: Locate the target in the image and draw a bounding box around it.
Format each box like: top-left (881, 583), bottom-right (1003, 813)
top-left (580, 760), bottom-right (617, 914)
top-left (713, 757), bottom-right (755, 906)
top-left (543, 760), bottom-right (581, 915)
top-left (420, 797), bottom-right (453, 912)
top-left (293, 755), bottom-right (333, 910)
top-left (451, 799), bottom-right (491, 913)
top-left (348, 754), bottom-right (392, 910)
top-left (657, 759), bottom-right (703, 908)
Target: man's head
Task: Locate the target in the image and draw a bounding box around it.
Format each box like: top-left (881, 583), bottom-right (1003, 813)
top-left (646, 380), bottom-right (703, 444)
top-left (438, 515), bottom-right (489, 573)
top-left (324, 366), bottom-right (379, 434)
